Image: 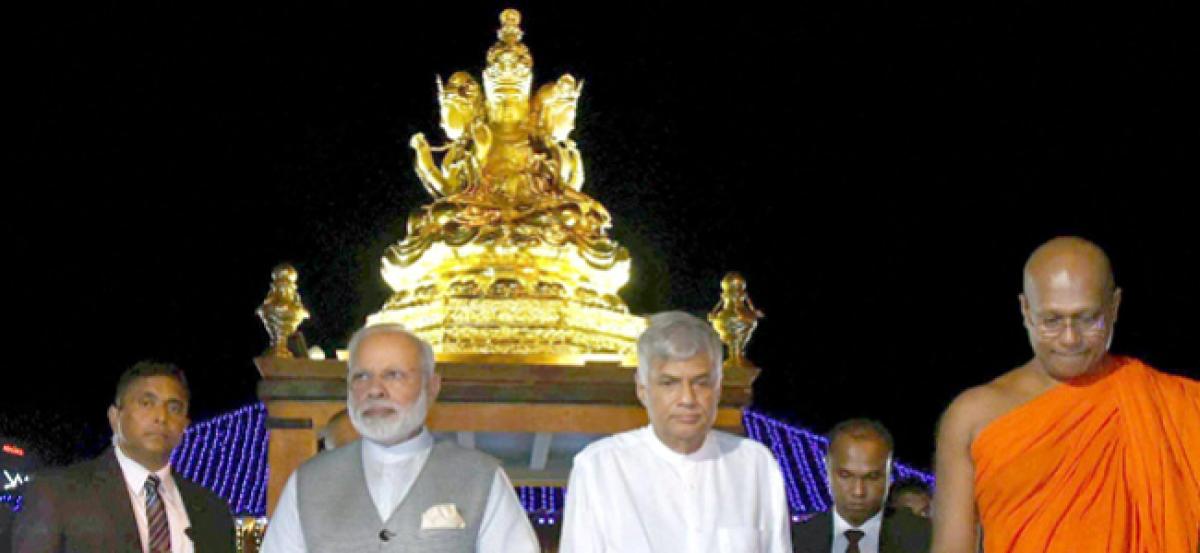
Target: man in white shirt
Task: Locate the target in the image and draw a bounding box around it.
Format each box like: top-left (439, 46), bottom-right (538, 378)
top-left (791, 419), bottom-right (930, 553)
top-left (12, 361), bottom-right (235, 553)
top-left (261, 323), bottom-right (539, 553)
top-left (560, 311), bottom-right (793, 553)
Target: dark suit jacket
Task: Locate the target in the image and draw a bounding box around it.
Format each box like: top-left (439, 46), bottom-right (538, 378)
top-left (10, 448), bottom-right (235, 553)
top-left (792, 509), bottom-right (931, 553)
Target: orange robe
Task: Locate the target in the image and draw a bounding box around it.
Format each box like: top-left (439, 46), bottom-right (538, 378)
top-left (972, 357), bottom-right (1200, 552)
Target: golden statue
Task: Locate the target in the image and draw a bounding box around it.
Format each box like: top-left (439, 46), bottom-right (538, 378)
top-left (257, 263), bottom-right (310, 358)
top-left (533, 74), bottom-right (585, 192)
top-left (709, 272), bottom-right (764, 368)
top-left (373, 9), bottom-right (643, 359)
top-left (410, 71), bottom-right (490, 198)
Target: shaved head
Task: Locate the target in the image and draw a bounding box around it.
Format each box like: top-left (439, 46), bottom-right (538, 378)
top-left (1020, 236), bottom-right (1121, 381)
top-left (1023, 236), bottom-right (1116, 300)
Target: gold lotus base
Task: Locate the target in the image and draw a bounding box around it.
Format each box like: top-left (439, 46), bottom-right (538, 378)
top-left (368, 296), bottom-right (645, 360)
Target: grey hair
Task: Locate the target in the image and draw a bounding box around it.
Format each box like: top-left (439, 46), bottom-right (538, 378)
top-left (636, 311), bottom-right (724, 384)
top-left (346, 323), bottom-right (436, 379)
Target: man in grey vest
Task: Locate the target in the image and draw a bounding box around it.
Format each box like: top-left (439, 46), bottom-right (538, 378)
top-left (260, 324), bottom-right (539, 553)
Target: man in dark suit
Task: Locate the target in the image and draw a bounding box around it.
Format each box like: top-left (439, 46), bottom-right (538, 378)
top-left (11, 361), bottom-right (235, 553)
top-left (888, 479), bottom-right (932, 519)
top-left (792, 419), bottom-right (930, 553)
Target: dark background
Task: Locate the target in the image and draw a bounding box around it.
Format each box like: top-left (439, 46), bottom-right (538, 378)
top-left (6, 2), bottom-right (1197, 470)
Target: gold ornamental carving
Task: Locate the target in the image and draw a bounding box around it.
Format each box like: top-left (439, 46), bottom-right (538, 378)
top-left (371, 9), bottom-right (644, 360)
top-left (709, 272), bottom-right (764, 368)
top-left (257, 263), bottom-right (310, 358)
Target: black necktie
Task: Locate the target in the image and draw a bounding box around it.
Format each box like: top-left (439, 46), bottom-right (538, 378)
top-left (844, 529), bottom-right (865, 553)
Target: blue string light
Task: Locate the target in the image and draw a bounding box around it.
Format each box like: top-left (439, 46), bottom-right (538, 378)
top-left (785, 423), bottom-right (825, 511)
top-left (229, 405), bottom-right (251, 506)
top-left (1, 493), bottom-right (23, 513)
top-left (764, 417), bottom-right (806, 512)
top-left (165, 403), bottom-right (932, 518)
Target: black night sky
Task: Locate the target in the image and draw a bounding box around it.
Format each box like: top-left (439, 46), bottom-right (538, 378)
top-left (6, 2), bottom-right (1198, 470)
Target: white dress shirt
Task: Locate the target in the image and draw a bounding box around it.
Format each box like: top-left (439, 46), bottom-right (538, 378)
top-left (831, 508), bottom-right (883, 553)
top-left (261, 428), bottom-right (539, 553)
top-left (560, 426), bottom-right (792, 553)
top-left (113, 445), bottom-right (193, 553)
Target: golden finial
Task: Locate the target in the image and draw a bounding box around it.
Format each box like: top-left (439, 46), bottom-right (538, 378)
top-left (256, 263), bottom-right (311, 358)
top-left (708, 272), bottom-right (765, 368)
top-left (498, 9), bottom-right (523, 43)
top-left (484, 8), bottom-right (533, 104)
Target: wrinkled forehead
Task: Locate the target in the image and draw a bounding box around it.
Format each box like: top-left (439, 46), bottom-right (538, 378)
top-left (648, 352), bottom-right (714, 379)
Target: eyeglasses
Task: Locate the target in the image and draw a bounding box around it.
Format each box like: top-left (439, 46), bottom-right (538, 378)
top-left (1029, 310), bottom-right (1109, 337)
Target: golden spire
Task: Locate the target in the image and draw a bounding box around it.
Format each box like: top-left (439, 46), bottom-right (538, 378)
top-left (375, 8), bottom-right (643, 360)
top-left (257, 263), bottom-right (310, 358)
top-left (709, 272), bottom-right (765, 368)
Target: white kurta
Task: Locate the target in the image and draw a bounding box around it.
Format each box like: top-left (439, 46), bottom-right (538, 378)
top-left (561, 426), bottom-right (792, 553)
top-left (261, 428), bottom-right (539, 553)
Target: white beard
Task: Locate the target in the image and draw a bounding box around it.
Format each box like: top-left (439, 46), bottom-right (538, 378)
top-left (348, 386), bottom-right (430, 445)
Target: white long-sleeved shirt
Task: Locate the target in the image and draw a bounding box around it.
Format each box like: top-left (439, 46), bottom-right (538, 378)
top-left (260, 429), bottom-right (539, 553)
top-left (561, 426), bottom-right (792, 553)
top-left (113, 445), bottom-right (193, 553)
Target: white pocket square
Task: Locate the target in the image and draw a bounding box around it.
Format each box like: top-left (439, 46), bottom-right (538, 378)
top-left (420, 503), bottom-right (466, 530)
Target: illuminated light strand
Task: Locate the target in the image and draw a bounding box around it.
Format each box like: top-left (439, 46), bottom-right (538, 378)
top-left (216, 407), bottom-right (241, 499)
top-left (221, 407), bottom-right (243, 504)
top-left (796, 425), bottom-right (831, 512)
top-left (766, 413), bottom-right (820, 510)
top-left (164, 403), bottom-right (931, 518)
top-left (763, 418), bottom-right (805, 512)
top-left (802, 433), bottom-right (831, 512)
top-left (240, 404), bottom-right (268, 515)
top-left (192, 421), bottom-right (211, 486)
top-left (756, 410), bottom-right (831, 512)
top-left (202, 423), bottom-right (219, 489)
top-left (182, 421), bottom-right (203, 476)
top-left (785, 423), bottom-right (824, 512)
top-left (211, 424), bottom-right (230, 497)
top-left (241, 405), bottom-right (262, 514)
top-left (228, 405), bottom-right (251, 508)
top-left (748, 411), bottom-right (808, 512)
top-left (1, 493), bottom-right (23, 513)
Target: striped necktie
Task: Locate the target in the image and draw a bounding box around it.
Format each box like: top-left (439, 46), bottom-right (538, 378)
top-left (145, 474), bottom-right (171, 553)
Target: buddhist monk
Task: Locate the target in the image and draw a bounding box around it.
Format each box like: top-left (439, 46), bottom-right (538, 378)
top-left (932, 236), bottom-right (1200, 552)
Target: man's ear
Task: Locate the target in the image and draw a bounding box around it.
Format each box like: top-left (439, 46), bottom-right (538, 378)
top-left (427, 372), bottom-right (443, 401)
top-left (1111, 287), bottom-right (1123, 324)
top-left (635, 378), bottom-right (648, 409)
top-left (107, 405), bottom-right (120, 438)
